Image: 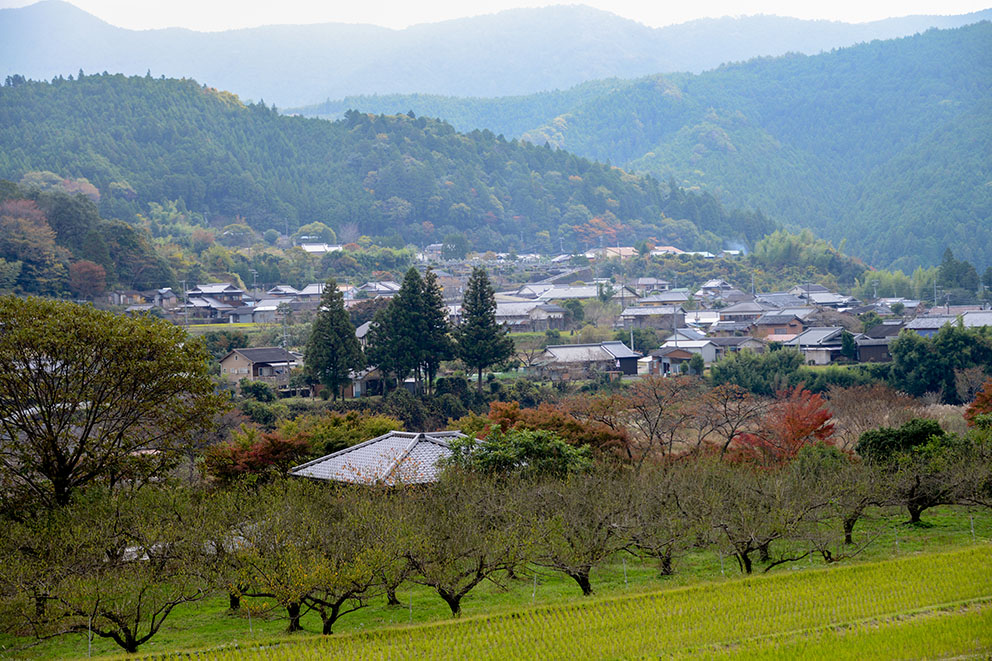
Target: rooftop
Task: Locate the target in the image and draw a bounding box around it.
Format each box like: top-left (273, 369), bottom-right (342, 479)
top-left (290, 431), bottom-right (466, 485)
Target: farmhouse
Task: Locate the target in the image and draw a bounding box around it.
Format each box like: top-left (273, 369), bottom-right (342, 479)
top-left (290, 431), bottom-right (467, 485)
top-left (219, 347), bottom-right (300, 386)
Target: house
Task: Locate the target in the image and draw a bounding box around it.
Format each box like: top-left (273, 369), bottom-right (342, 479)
top-left (855, 336), bottom-right (894, 363)
top-left (583, 246), bottom-right (638, 261)
top-left (346, 366), bottom-right (384, 398)
top-left (695, 279), bottom-right (737, 299)
top-left (904, 315), bottom-right (954, 338)
top-left (618, 305), bottom-right (686, 330)
top-left (708, 336), bottom-right (766, 359)
top-left (290, 431), bottom-right (467, 485)
top-left (492, 301), bottom-right (565, 331)
top-left (267, 285), bottom-right (299, 298)
top-left (537, 284), bottom-right (640, 302)
top-left (355, 280), bottom-right (402, 298)
top-left (783, 327), bottom-right (853, 365)
top-left (644, 346), bottom-right (695, 375)
top-left (750, 313), bottom-right (805, 339)
top-left (755, 292), bottom-right (807, 309)
top-left (788, 284), bottom-right (831, 298)
top-left (295, 283), bottom-right (329, 302)
top-left (299, 243), bottom-right (342, 255)
top-left (650, 246), bottom-right (684, 257)
top-left (536, 341), bottom-right (641, 380)
top-left (865, 320), bottom-right (905, 338)
top-left (187, 283), bottom-right (245, 305)
top-left (219, 347), bottom-right (300, 386)
top-left (658, 338), bottom-right (719, 364)
top-left (639, 290), bottom-right (690, 306)
top-left (632, 277), bottom-right (670, 295)
top-left (718, 300), bottom-right (771, 323)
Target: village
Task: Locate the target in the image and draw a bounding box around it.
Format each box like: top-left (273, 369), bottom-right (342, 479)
top-left (101, 242), bottom-right (992, 396)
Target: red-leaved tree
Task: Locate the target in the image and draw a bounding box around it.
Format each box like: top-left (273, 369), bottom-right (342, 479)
top-left (965, 379), bottom-right (992, 426)
top-left (735, 386), bottom-right (835, 466)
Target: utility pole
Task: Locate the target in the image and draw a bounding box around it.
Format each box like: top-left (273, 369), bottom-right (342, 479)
top-left (182, 279), bottom-right (189, 329)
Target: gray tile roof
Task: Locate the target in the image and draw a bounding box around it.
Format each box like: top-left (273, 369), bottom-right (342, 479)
top-left (230, 347), bottom-right (299, 364)
top-left (290, 431), bottom-right (466, 485)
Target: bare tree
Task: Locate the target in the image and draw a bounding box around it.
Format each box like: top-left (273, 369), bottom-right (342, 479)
top-left (826, 384), bottom-right (918, 452)
top-left (0, 486), bottom-right (208, 654)
top-left (699, 384), bottom-right (767, 458)
top-left (401, 472), bottom-right (532, 616)
top-left (528, 468), bottom-right (632, 595)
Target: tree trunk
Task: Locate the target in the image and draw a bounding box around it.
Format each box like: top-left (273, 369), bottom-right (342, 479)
top-left (758, 541), bottom-right (771, 563)
top-left (738, 552), bottom-right (753, 575)
top-left (478, 367), bottom-right (484, 394)
top-left (843, 515), bottom-right (857, 545)
top-left (658, 548), bottom-right (674, 576)
top-left (286, 602), bottom-right (303, 632)
top-left (907, 502), bottom-right (925, 524)
top-left (568, 569), bottom-right (594, 596)
top-left (438, 589), bottom-right (462, 617)
top-left (385, 585), bottom-right (401, 607)
top-left (228, 591), bottom-right (241, 611)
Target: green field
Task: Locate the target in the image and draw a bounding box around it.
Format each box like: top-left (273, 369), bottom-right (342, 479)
top-left (138, 546), bottom-right (992, 660)
top-left (4, 508), bottom-right (990, 659)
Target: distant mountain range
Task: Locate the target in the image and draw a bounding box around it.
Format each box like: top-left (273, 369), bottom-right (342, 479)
top-left (293, 24), bottom-right (992, 270)
top-left (2, 1), bottom-right (990, 107)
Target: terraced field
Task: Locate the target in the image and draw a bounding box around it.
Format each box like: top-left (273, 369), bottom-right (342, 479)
top-left (141, 546), bottom-right (992, 660)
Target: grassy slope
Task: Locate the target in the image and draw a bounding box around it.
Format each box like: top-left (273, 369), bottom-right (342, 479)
top-left (137, 544), bottom-right (992, 660)
top-left (3, 506), bottom-right (990, 659)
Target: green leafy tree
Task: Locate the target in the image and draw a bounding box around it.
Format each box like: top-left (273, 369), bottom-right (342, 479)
top-left (0, 297), bottom-right (225, 509)
top-left (455, 267), bottom-right (514, 393)
top-left (441, 233), bottom-right (469, 260)
top-left (445, 426), bottom-right (592, 478)
top-left (304, 278), bottom-right (364, 400)
top-left (840, 330), bottom-right (857, 361)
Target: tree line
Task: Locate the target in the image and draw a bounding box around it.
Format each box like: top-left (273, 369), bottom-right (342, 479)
top-left (304, 266), bottom-right (513, 399)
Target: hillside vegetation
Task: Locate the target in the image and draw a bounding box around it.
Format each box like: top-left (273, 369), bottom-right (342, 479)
top-left (0, 74), bottom-right (776, 253)
top-left (303, 24), bottom-right (992, 269)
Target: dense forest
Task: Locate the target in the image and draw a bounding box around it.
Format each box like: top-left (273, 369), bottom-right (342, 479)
top-left (0, 73), bottom-right (777, 254)
top-left (300, 23), bottom-right (992, 269)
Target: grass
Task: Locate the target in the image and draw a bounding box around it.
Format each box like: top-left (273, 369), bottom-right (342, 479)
top-left (136, 545), bottom-right (992, 660)
top-left (2, 506), bottom-right (990, 659)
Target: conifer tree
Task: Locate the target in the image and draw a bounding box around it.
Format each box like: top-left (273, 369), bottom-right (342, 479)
top-left (456, 267), bottom-right (514, 393)
top-left (304, 278), bottom-right (364, 400)
top-left (422, 268), bottom-right (454, 394)
top-left (366, 268), bottom-right (424, 392)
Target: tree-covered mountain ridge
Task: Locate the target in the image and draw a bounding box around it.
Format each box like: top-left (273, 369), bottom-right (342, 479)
top-left (0, 73), bottom-right (776, 254)
top-left (2, 1), bottom-right (991, 107)
top-left (296, 23), bottom-right (992, 270)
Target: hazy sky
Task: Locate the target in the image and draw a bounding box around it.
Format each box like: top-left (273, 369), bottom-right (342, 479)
top-left (2, 0), bottom-right (990, 31)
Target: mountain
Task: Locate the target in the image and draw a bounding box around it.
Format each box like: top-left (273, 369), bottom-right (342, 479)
top-left (3, 1), bottom-right (991, 107)
top-left (0, 74), bottom-right (777, 254)
top-left (294, 24), bottom-right (992, 270)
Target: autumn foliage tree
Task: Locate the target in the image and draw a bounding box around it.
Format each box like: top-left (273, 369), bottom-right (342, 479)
top-left (736, 387), bottom-right (835, 465)
top-left (965, 379), bottom-right (992, 427)
top-left (486, 401), bottom-right (628, 455)
top-left (68, 259), bottom-right (106, 298)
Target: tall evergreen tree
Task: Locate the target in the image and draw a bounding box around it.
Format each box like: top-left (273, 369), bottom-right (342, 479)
top-left (304, 278), bottom-right (364, 400)
top-left (366, 268), bottom-right (426, 392)
top-left (422, 268), bottom-right (454, 394)
top-left (456, 267), bottom-right (514, 393)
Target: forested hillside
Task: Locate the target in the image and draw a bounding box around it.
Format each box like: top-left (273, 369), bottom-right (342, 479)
top-left (305, 24), bottom-right (992, 269)
top-left (0, 74), bottom-right (776, 255)
top-left (2, 1), bottom-right (990, 107)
